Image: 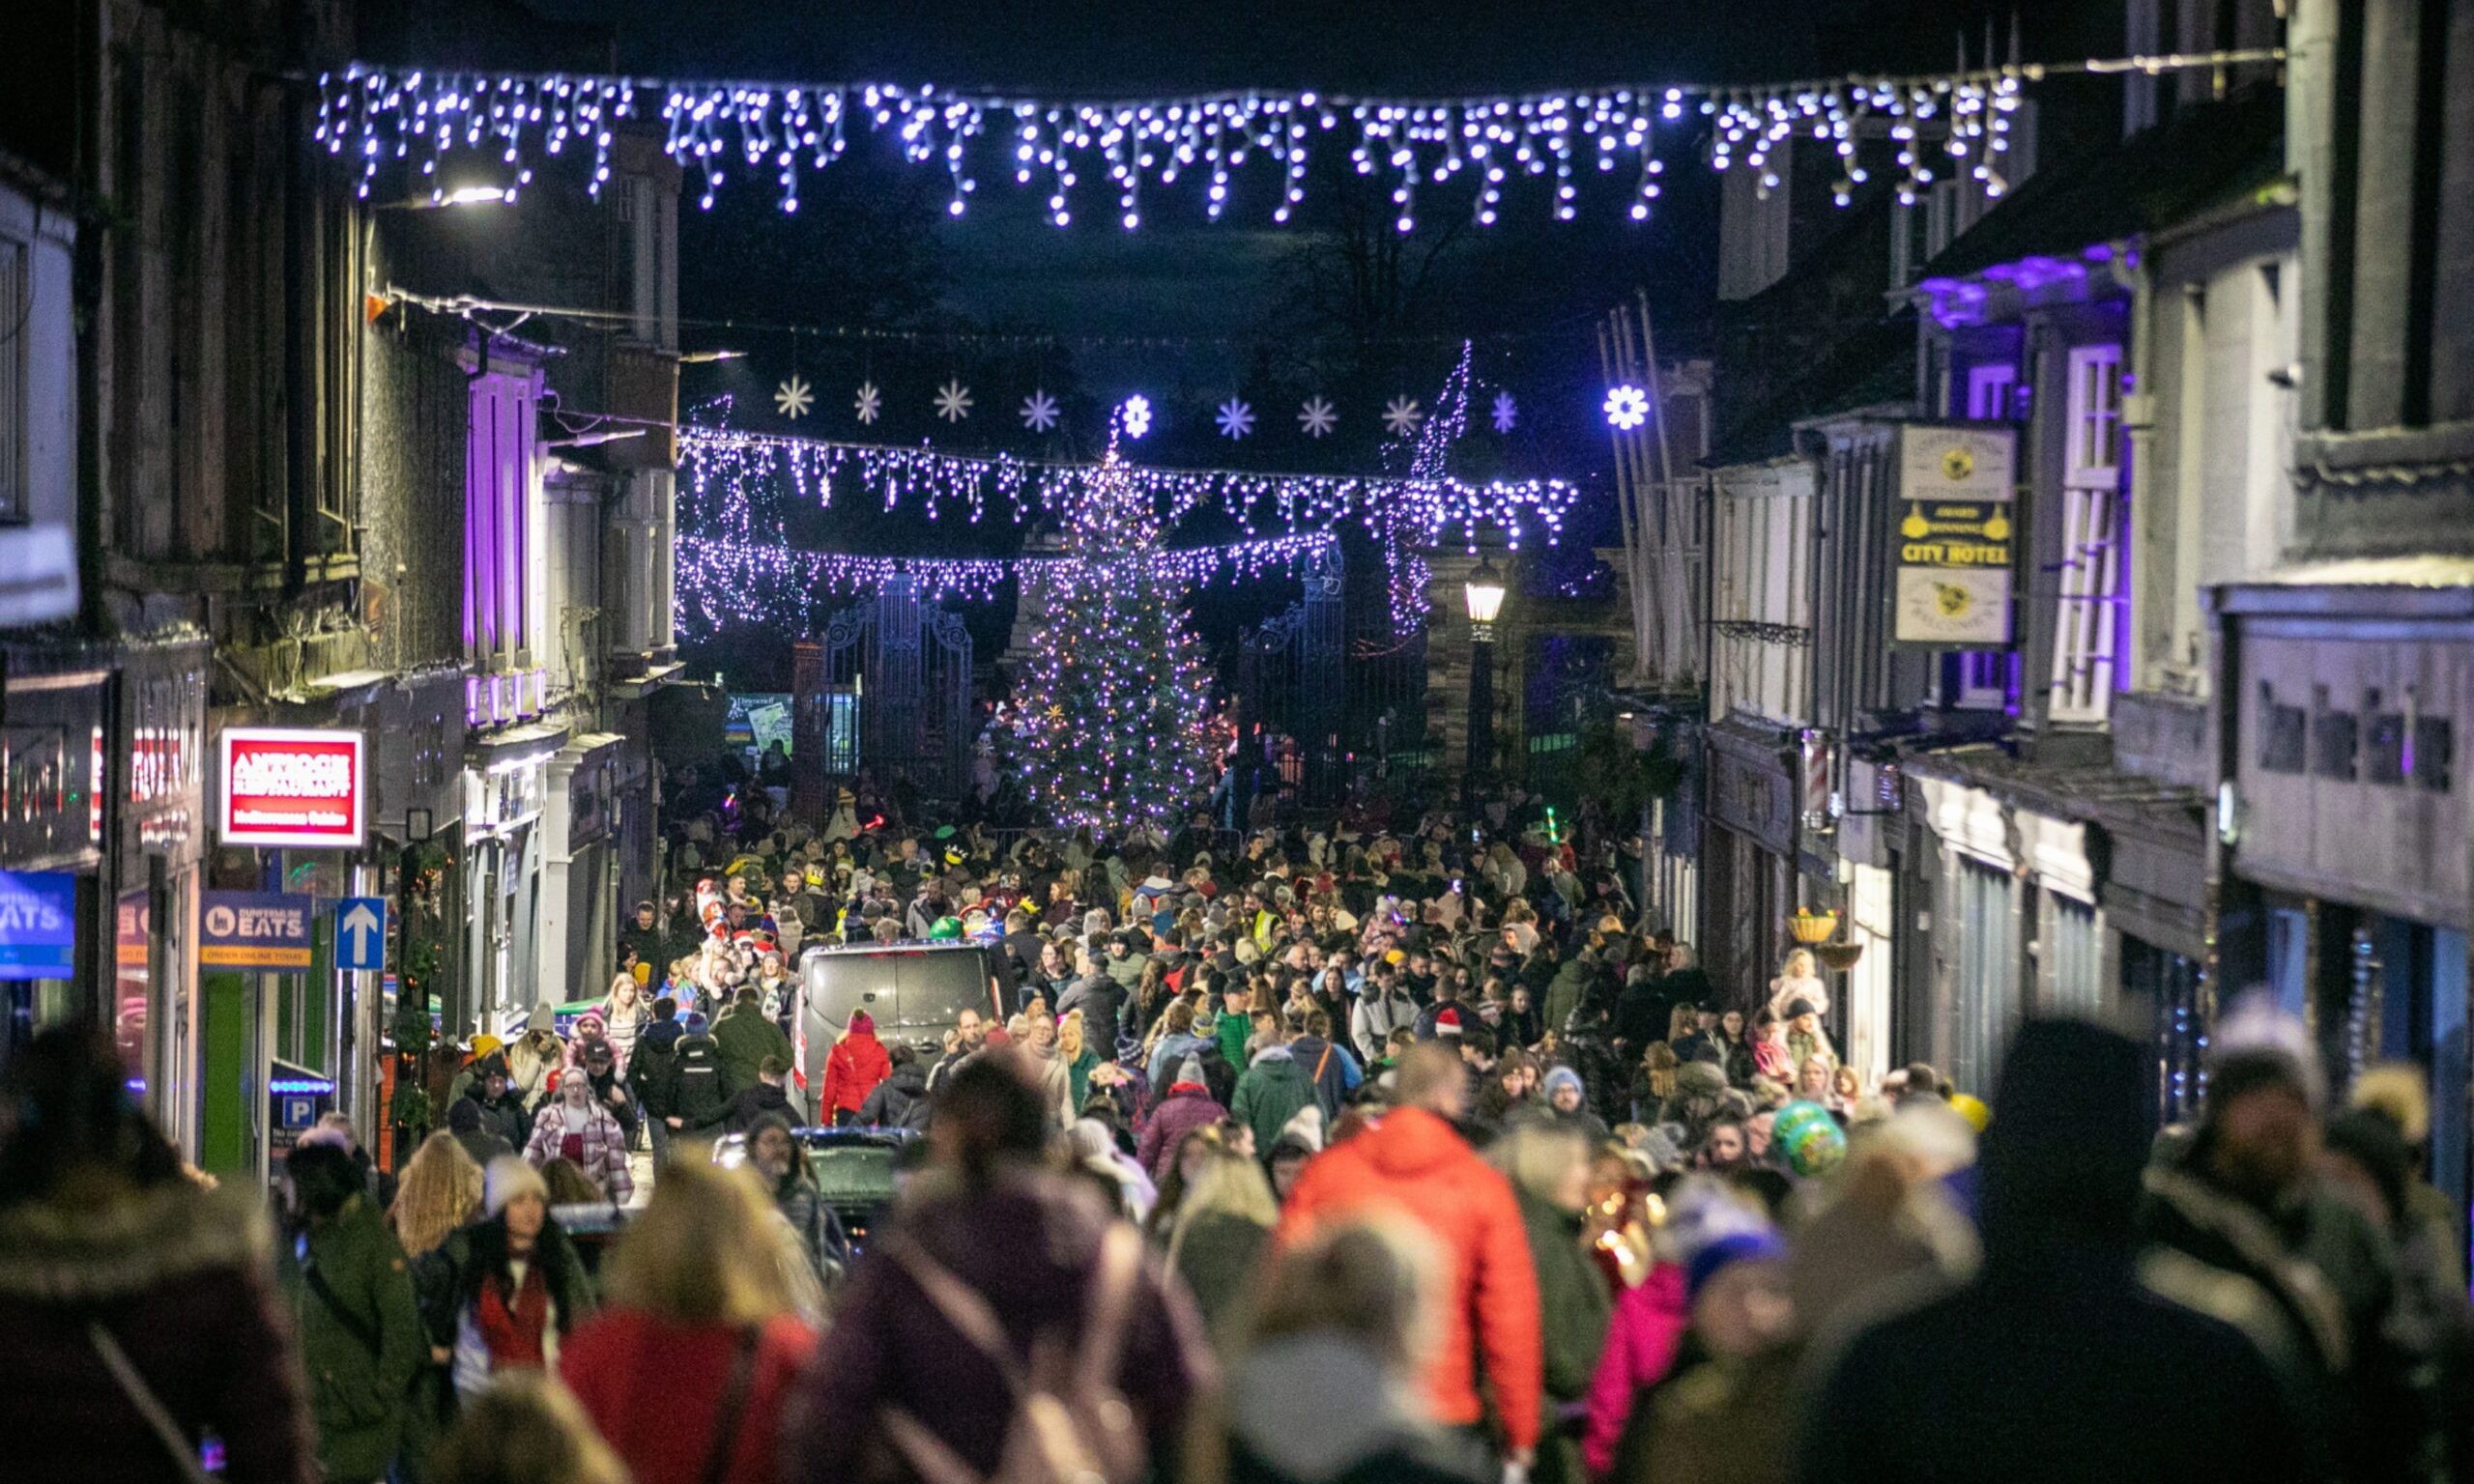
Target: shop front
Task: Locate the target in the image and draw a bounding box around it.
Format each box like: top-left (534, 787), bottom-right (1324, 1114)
top-left (0, 646), bottom-right (108, 1078)
top-left (2216, 582), bottom-right (2474, 1254)
top-left (1700, 718), bottom-right (1798, 1006)
top-left (541, 732), bottom-right (624, 1007)
top-left (464, 722), bottom-right (567, 1037)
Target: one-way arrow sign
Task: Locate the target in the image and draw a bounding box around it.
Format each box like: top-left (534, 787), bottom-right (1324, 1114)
top-left (335, 897), bottom-right (387, 972)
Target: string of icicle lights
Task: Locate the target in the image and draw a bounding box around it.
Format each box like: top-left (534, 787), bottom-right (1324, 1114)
top-left (673, 530), bottom-right (1336, 635)
top-left (314, 48), bottom-right (2278, 224)
top-left (677, 425), bottom-right (1575, 552)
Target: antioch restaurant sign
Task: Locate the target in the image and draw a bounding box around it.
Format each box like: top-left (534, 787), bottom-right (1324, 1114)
top-left (217, 728), bottom-right (366, 849)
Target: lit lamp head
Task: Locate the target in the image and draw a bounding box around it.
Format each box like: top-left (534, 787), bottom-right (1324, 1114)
top-left (1463, 555), bottom-right (1506, 642)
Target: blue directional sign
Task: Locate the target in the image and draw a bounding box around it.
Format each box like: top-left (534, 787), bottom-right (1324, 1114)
top-left (335, 897), bottom-right (388, 971)
top-left (0, 871), bottom-right (77, 981)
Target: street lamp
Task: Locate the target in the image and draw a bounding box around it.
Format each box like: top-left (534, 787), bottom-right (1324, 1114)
top-left (1464, 555), bottom-right (1506, 790)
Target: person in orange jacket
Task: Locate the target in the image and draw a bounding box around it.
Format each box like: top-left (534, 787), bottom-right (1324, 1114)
top-left (1276, 1041), bottom-right (1543, 1468)
top-left (820, 1010), bottom-right (894, 1127)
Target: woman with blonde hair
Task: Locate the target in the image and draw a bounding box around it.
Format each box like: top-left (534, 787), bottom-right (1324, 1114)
top-left (1212, 1216), bottom-right (1485, 1484)
top-left (1056, 1007), bottom-right (1103, 1110)
top-left (602, 973), bottom-right (647, 1073)
top-left (1166, 1148), bottom-right (1280, 1345)
top-left (391, 1129), bottom-right (485, 1258)
top-left (558, 1160), bottom-right (820, 1484)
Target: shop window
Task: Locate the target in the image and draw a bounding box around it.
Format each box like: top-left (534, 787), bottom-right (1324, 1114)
top-left (2365, 693), bottom-right (2407, 785)
top-left (2048, 343), bottom-right (2125, 725)
top-left (2412, 716), bottom-right (2454, 792)
top-left (2310, 685), bottom-right (2358, 782)
top-left (2258, 683), bottom-right (2307, 774)
top-left (1965, 362), bottom-right (2018, 421)
top-left (0, 236), bottom-right (22, 522)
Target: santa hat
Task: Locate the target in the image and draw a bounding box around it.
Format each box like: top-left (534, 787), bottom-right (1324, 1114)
top-left (1435, 1007), bottom-right (1463, 1038)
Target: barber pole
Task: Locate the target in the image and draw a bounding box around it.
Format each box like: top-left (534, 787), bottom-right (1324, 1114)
top-left (1800, 729), bottom-right (1833, 833)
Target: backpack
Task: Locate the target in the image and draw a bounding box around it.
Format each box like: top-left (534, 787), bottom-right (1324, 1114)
top-left (674, 1035), bottom-right (726, 1124)
top-left (878, 1223), bottom-right (1146, 1484)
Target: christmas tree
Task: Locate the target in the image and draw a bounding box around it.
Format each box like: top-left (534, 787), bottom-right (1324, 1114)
top-left (1011, 425), bottom-right (1216, 831)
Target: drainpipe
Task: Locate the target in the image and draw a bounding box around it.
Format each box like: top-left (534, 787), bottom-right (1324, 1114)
top-left (2114, 237), bottom-right (2158, 699)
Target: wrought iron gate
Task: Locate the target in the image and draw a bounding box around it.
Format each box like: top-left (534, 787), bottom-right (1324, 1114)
top-left (818, 577), bottom-right (974, 800)
top-left (1235, 545), bottom-right (1346, 808)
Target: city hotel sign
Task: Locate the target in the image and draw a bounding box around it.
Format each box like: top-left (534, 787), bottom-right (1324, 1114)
top-left (1891, 423), bottom-right (2017, 647)
top-left (217, 728), bottom-right (366, 849)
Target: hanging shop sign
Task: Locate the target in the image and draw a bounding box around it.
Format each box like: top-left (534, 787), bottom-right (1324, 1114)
top-left (199, 890), bottom-right (318, 969)
top-left (218, 728), bottom-right (366, 848)
top-left (0, 871), bottom-right (78, 980)
top-left (1890, 423), bottom-right (2017, 647)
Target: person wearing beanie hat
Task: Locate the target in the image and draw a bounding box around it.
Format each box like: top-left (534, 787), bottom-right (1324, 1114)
top-left (1543, 1065), bottom-right (1609, 1144)
top-left (1804, 1016), bottom-right (2330, 1483)
top-left (424, 1156), bottom-right (594, 1404)
top-left (2136, 995), bottom-right (2409, 1480)
top-left (1136, 1053), bottom-right (1229, 1184)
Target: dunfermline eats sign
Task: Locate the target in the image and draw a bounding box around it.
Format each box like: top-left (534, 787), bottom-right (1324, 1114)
top-left (217, 728), bottom-right (366, 848)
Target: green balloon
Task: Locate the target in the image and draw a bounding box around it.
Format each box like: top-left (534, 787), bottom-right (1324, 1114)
top-left (1773, 1099), bottom-right (1847, 1178)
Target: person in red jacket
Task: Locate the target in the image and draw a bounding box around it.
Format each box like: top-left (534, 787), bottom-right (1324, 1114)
top-left (820, 1011), bottom-right (894, 1127)
top-left (1276, 1041), bottom-right (1543, 1468)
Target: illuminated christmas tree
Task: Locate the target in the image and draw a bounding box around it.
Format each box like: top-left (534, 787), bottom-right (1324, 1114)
top-left (1011, 424), bottom-right (1216, 831)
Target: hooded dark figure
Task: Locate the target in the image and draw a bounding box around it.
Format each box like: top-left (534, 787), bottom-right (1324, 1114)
top-left (1797, 1018), bottom-right (2326, 1484)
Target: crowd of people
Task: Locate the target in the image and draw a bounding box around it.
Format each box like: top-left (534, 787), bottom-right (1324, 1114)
top-left (2, 783), bottom-right (2471, 1484)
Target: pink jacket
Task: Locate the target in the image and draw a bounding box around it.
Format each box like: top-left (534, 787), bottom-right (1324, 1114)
top-left (1582, 1263), bottom-right (1688, 1475)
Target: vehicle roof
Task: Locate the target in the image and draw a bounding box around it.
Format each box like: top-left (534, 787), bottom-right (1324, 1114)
top-left (789, 1126), bottom-right (920, 1148)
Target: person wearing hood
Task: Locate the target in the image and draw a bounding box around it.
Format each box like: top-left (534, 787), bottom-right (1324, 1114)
top-left (448, 1070), bottom-right (521, 1166)
top-left (1217, 1216), bottom-right (1493, 1484)
top-left (1233, 1029), bottom-right (1320, 1161)
top-left (857, 1044), bottom-right (934, 1130)
top-left (1490, 1126), bottom-right (1611, 1484)
top-left (627, 997), bottom-right (686, 1167)
top-left (1139, 1055), bottom-right (1231, 1184)
top-left (0, 1028), bottom-right (315, 1483)
top-left (279, 1141), bottom-right (425, 1484)
top-left (2137, 997), bottom-right (2410, 1483)
top-left (1799, 1016), bottom-right (2325, 1484)
top-left (1278, 1042), bottom-right (1543, 1470)
top-left (820, 1010), bottom-right (894, 1127)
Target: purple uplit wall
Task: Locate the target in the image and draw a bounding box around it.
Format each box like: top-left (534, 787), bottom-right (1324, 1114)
top-left (465, 369), bottom-right (538, 681)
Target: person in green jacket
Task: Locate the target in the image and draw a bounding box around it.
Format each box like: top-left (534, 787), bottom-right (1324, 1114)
top-left (1165, 1148), bottom-right (1278, 1352)
top-left (1491, 1123), bottom-right (1613, 1484)
top-left (1214, 984), bottom-right (1255, 1073)
top-left (713, 986), bottom-right (796, 1100)
top-left (1230, 1031), bottom-right (1318, 1159)
top-left (281, 1141), bottom-right (425, 1484)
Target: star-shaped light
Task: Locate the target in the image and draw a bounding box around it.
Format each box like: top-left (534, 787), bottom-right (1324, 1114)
top-left (1045, 703), bottom-right (1065, 720)
top-left (1492, 390), bottom-right (1519, 434)
top-left (1297, 396), bottom-right (1337, 438)
top-left (1603, 384), bottom-right (1650, 431)
top-left (1382, 396), bottom-right (1424, 437)
top-left (852, 382), bottom-right (881, 424)
top-left (935, 380), bottom-right (974, 422)
top-left (1021, 389), bottom-right (1059, 432)
top-left (1216, 397), bottom-right (1256, 440)
top-left (774, 375), bottom-right (814, 420)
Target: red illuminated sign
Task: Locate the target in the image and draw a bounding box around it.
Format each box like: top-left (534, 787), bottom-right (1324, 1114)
top-left (217, 728), bottom-right (366, 848)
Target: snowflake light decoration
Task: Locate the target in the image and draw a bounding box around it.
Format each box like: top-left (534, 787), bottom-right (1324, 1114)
top-left (852, 382), bottom-right (882, 424)
top-left (1492, 390), bottom-right (1519, 434)
top-left (1119, 394), bottom-right (1153, 440)
top-left (1383, 396), bottom-right (1424, 437)
top-left (1216, 398), bottom-right (1255, 440)
top-left (1297, 397), bottom-right (1337, 439)
top-left (1021, 389), bottom-right (1059, 432)
top-left (935, 380), bottom-right (975, 423)
top-left (774, 375), bottom-right (814, 420)
top-left (1602, 384), bottom-right (1650, 431)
